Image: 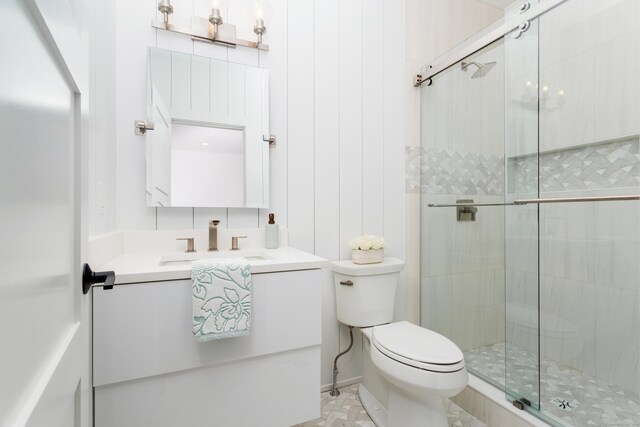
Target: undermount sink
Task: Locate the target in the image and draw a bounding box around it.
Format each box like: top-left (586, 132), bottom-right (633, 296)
top-left (159, 251), bottom-right (271, 266)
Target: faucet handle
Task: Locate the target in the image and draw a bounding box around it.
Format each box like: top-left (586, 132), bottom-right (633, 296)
top-left (230, 236), bottom-right (247, 251)
top-left (210, 219), bottom-right (220, 226)
top-left (177, 237), bottom-right (196, 253)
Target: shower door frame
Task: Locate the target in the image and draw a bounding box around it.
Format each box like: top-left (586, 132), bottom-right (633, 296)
top-left (416, 0), bottom-right (570, 86)
top-left (419, 1), bottom-right (640, 426)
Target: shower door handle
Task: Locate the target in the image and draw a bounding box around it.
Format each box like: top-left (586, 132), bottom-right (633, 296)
top-left (513, 195), bottom-right (640, 205)
top-left (428, 194), bottom-right (640, 208)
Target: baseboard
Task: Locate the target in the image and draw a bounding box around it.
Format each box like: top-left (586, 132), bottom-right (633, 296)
top-left (320, 376), bottom-right (362, 393)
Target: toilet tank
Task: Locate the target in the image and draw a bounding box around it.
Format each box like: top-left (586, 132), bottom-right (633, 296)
top-left (331, 258), bottom-right (405, 327)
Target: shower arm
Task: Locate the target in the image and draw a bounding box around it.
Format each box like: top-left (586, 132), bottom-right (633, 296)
top-left (427, 194), bottom-right (640, 208)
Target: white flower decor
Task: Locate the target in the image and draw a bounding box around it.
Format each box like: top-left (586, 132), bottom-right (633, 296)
top-left (350, 235), bottom-right (385, 264)
top-left (350, 235), bottom-right (385, 251)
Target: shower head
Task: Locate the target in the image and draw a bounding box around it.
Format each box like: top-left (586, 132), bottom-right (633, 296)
top-left (461, 61), bottom-right (496, 79)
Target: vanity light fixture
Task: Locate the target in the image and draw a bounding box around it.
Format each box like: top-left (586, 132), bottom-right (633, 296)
top-left (208, 0), bottom-right (223, 35)
top-left (157, 0), bottom-right (173, 26)
top-left (153, 0), bottom-right (269, 51)
top-left (249, 0), bottom-right (272, 45)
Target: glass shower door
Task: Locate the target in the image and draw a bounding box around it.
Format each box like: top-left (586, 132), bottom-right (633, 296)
top-left (504, 0), bottom-right (541, 412)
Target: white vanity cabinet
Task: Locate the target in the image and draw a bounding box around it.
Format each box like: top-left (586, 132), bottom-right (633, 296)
top-left (93, 268), bottom-right (322, 427)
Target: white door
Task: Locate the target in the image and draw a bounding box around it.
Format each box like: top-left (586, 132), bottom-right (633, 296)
top-left (0, 0), bottom-right (90, 426)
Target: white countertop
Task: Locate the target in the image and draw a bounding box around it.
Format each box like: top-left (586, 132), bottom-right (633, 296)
top-left (99, 246), bottom-right (329, 285)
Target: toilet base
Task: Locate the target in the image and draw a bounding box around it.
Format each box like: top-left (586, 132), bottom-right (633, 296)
top-left (387, 384), bottom-right (448, 427)
top-left (358, 384), bottom-right (388, 427)
top-left (359, 382), bottom-right (448, 427)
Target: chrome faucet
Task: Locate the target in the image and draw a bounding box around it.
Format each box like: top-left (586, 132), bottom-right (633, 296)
top-left (209, 220), bottom-right (220, 251)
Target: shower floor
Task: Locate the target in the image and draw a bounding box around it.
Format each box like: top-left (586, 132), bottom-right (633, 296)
top-left (464, 343), bottom-right (640, 427)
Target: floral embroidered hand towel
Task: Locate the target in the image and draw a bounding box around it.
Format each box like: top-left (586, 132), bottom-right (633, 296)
top-left (192, 258), bottom-right (252, 342)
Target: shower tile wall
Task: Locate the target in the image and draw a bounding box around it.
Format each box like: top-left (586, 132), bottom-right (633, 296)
top-left (534, 0), bottom-right (640, 396)
top-left (418, 0), bottom-right (640, 402)
top-left (419, 39), bottom-right (506, 352)
top-left (405, 0), bottom-right (504, 324)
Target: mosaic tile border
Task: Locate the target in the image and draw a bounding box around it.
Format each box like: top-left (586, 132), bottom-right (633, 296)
top-left (407, 136), bottom-right (640, 195)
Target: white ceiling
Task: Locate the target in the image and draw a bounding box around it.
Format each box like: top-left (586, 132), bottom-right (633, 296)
top-left (478, 0), bottom-right (516, 9)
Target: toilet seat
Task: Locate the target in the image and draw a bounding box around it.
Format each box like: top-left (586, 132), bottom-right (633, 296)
top-left (372, 321), bottom-right (465, 373)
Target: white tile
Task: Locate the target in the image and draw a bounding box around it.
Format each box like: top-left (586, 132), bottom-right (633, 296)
top-left (421, 274), bottom-right (453, 338)
top-left (540, 275), bottom-right (596, 376)
top-left (539, 0), bottom-right (595, 68)
top-left (594, 199), bottom-right (640, 290)
top-left (422, 195), bottom-right (454, 277)
top-left (595, 285), bottom-right (640, 392)
top-left (594, 30), bottom-right (640, 141)
top-left (594, 0), bottom-right (640, 46)
top-left (539, 50), bottom-right (596, 152)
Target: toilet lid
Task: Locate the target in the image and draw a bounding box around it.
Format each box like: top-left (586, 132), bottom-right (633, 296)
top-left (372, 322), bottom-right (464, 372)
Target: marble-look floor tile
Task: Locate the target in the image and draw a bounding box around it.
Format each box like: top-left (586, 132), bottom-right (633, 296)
top-left (293, 384), bottom-right (486, 427)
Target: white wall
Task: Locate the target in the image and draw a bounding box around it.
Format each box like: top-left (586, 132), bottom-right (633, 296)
top-left (105, 0), bottom-right (405, 389)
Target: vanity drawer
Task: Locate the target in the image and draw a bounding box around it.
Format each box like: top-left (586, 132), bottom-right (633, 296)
top-left (93, 269), bottom-right (322, 386)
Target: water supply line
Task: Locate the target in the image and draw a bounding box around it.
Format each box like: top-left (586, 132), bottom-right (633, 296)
top-left (330, 326), bottom-right (354, 397)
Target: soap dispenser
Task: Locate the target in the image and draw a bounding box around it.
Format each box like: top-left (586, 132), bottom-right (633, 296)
top-left (265, 213), bottom-right (279, 249)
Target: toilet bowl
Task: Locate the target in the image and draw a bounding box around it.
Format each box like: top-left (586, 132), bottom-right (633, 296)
top-left (331, 259), bottom-right (468, 427)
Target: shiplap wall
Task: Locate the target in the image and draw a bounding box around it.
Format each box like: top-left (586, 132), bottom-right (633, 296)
top-left (111, 0), bottom-right (405, 388)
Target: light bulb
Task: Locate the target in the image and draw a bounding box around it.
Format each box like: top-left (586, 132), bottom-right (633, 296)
top-left (247, 0), bottom-right (273, 24)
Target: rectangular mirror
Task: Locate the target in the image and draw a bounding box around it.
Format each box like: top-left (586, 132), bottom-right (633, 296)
top-left (146, 47), bottom-right (270, 208)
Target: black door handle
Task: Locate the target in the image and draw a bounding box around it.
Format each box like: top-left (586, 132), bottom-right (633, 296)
top-left (82, 263), bottom-right (116, 294)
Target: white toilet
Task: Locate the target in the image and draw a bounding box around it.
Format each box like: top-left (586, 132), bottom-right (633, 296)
top-left (332, 258), bottom-right (468, 427)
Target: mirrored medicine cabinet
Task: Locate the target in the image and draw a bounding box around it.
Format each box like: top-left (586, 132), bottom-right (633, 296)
top-left (145, 47), bottom-right (270, 208)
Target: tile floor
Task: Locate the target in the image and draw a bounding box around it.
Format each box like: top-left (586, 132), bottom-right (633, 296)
top-left (465, 342), bottom-right (640, 427)
top-left (293, 383), bottom-right (487, 427)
